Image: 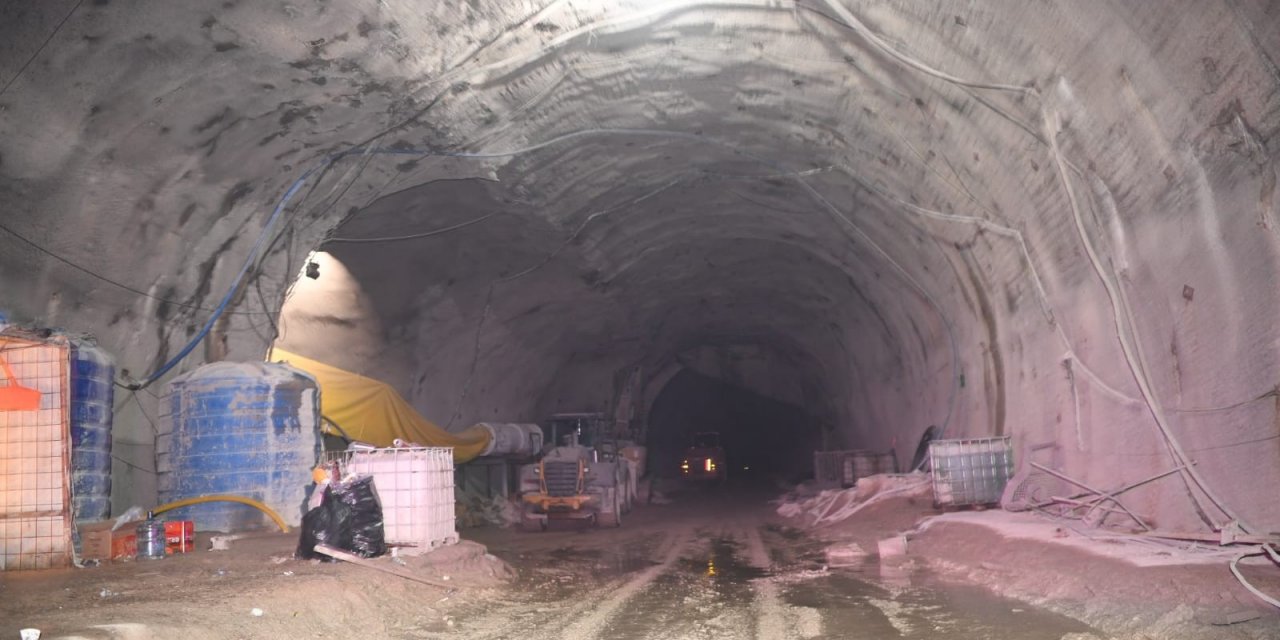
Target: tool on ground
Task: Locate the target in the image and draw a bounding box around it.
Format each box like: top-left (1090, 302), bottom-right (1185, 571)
top-left (313, 544), bottom-right (454, 589)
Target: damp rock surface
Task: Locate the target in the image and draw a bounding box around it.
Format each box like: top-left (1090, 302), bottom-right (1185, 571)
top-left (1, 0), bottom-right (1278, 536)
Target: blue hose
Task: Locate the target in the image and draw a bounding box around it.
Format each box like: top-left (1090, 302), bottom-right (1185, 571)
top-left (126, 127), bottom-right (963, 428)
top-left (125, 144), bottom-right (489, 389)
top-left (125, 163), bottom-right (324, 389)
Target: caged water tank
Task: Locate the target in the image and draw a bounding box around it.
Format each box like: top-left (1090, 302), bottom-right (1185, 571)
top-left (158, 362), bottom-right (320, 532)
top-left (69, 341), bottom-right (115, 524)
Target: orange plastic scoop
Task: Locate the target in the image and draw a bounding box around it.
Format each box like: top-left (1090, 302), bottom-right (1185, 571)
top-left (0, 354), bottom-right (40, 411)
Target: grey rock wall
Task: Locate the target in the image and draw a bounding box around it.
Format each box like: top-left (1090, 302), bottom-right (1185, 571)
top-left (0, 0), bottom-right (1276, 531)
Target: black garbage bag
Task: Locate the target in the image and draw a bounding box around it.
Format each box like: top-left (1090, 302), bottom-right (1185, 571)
top-left (296, 475), bottom-right (387, 560)
top-left (333, 475), bottom-right (387, 558)
top-left (296, 498), bottom-right (336, 561)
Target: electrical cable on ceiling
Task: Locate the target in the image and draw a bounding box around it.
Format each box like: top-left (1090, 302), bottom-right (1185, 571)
top-left (85, 0), bottom-right (1247, 543)
top-left (443, 176), bottom-right (690, 427)
top-left (427, 129), bottom-right (963, 437)
top-left (0, 221), bottom-right (271, 316)
top-left (252, 276), bottom-right (280, 339)
top-left (120, 130), bottom-right (733, 390)
top-left (500, 177), bottom-right (687, 283)
top-left (801, 0), bottom-right (1251, 535)
top-left (13, 3), bottom-right (1256, 612)
top-left (1188, 433), bottom-right (1280, 453)
top-left (118, 164), bottom-right (321, 390)
top-left (67, 0), bottom-right (1236, 541)
top-left (1046, 106), bottom-right (1251, 533)
top-left (831, 164), bottom-right (1226, 422)
top-left (236, 151), bottom-right (377, 345)
top-left (793, 173), bottom-right (962, 448)
top-left (320, 175), bottom-right (501, 239)
top-left (0, 0), bottom-right (86, 100)
top-left (413, 0), bottom-right (793, 93)
top-left (1171, 387), bottom-right (1279, 414)
top-left (0, 0), bottom-right (1015, 437)
top-left (327, 211), bottom-right (500, 243)
top-left (813, 0), bottom-right (1032, 95)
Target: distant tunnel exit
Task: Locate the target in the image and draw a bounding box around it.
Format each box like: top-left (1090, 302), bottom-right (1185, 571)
top-left (646, 369), bottom-right (821, 482)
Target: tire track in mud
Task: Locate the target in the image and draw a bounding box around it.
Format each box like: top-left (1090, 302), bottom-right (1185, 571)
top-left (602, 517), bottom-right (816, 640)
top-left (553, 527), bottom-right (692, 640)
top-left (745, 525), bottom-right (795, 639)
top-left (432, 530), bottom-right (684, 640)
top-left (450, 494), bottom-right (806, 639)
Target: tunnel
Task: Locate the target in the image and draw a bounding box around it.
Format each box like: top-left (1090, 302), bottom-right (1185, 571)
top-left (645, 368), bottom-right (822, 481)
top-left (2, 1), bottom-right (1279, 637)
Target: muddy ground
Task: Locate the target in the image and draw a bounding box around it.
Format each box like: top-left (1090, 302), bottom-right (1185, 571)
top-left (2, 485), bottom-right (1278, 639)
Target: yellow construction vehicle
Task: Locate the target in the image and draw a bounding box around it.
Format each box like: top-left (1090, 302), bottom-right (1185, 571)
top-left (518, 413), bottom-right (629, 530)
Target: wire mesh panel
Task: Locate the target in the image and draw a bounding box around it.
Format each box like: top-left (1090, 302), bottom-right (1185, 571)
top-left (841, 452), bottom-right (898, 486)
top-left (816, 450), bottom-right (899, 488)
top-left (330, 447), bottom-right (457, 555)
top-left (0, 336), bottom-right (73, 570)
top-left (814, 450), bottom-right (851, 487)
top-left (929, 436), bottom-right (1014, 507)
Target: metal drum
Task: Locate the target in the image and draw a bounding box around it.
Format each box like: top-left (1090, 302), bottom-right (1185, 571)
top-left (158, 362), bottom-right (320, 532)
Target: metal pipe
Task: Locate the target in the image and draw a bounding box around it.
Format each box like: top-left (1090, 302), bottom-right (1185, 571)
top-left (1047, 496), bottom-right (1142, 519)
top-left (1080, 465), bottom-right (1188, 524)
top-left (1029, 462), bottom-right (1150, 531)
top-left (1063, 464), bottom-right (1187, 503)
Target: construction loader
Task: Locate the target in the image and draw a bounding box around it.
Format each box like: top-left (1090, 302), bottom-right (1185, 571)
top-left (518, 413), bottom-right (631, 530)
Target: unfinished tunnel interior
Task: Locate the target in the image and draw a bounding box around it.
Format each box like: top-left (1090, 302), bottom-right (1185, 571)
top-left (2, 0), bottom-right (1279, 637)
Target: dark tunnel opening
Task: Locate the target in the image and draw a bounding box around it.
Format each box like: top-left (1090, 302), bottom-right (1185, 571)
top-left (646, 369), bottom-right (821, 483)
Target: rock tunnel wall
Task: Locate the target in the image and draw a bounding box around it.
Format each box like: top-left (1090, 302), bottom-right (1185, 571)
top-left (1, 1), bottom-right (1278, 531)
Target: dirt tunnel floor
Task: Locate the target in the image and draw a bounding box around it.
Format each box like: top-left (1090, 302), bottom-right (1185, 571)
top-left (3, 486), bottom-right (1277, 639)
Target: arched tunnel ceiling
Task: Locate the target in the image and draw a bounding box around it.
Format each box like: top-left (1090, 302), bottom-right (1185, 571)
top-left (1, 1), bottom-right (1279, 530)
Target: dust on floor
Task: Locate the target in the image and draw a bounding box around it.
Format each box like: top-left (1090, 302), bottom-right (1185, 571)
top-left (4, 485), bottom-right (1274, 639)
top-left (774, 478), bottom-right (1280, 640)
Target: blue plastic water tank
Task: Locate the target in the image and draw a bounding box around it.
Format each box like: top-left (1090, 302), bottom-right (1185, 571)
top-left (158, 362), bottom-right (320, 532)
top-left (70, 342), bottom-right (115, 524)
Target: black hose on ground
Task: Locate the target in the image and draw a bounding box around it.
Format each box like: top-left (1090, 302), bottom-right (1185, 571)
top-left (911, 425), bottom-right (939, 472)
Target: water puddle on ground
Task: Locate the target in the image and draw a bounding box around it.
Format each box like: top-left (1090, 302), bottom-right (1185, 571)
top-left (745, 525), bottom-right (1095, 639)
top-left (784, 563), bottom-right (1095, 639)
top-left (510, 537), bottom-right (666, 601)
top-left (606, 535), bottom-right (767, 639)
top-left (508, 525), bottom-right (1097, 639)
top-left (681, 537), bottom-right (770, 594)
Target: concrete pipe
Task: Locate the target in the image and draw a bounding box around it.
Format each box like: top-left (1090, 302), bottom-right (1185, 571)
top-left (476, 422), bottom-right (544, 458)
